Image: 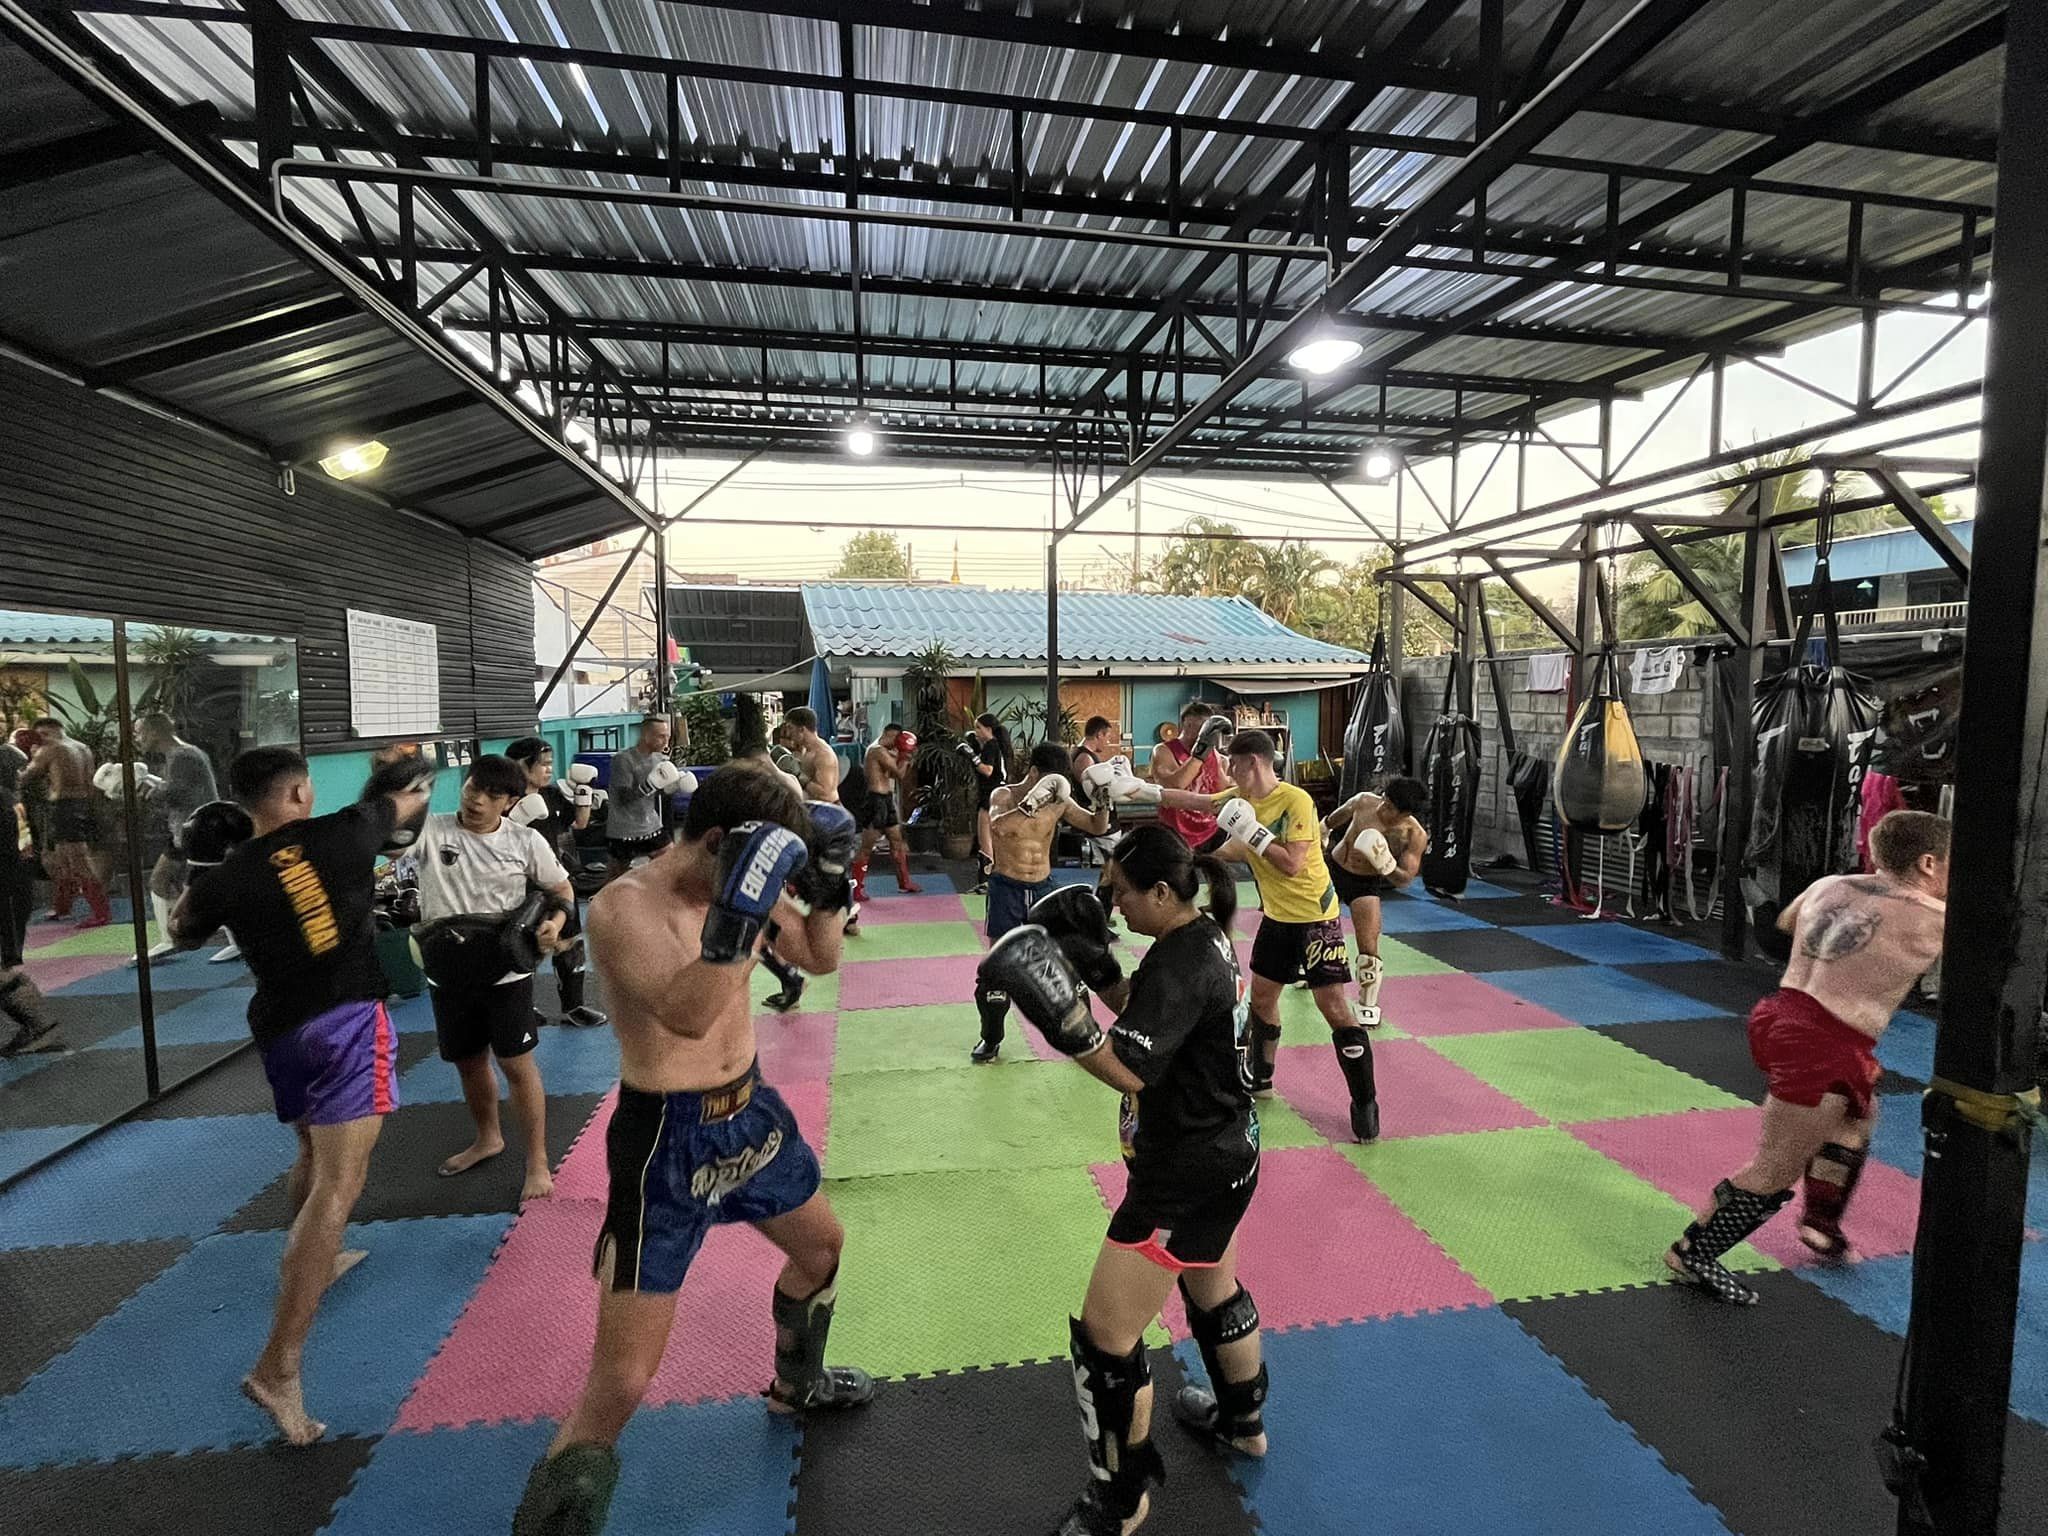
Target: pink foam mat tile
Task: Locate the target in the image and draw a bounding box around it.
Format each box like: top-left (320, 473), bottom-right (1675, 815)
top-left (1381, 973), bottom-right (1579, 1036)
top-left (1091, 1147), bottom-right (1491, 1333)
top-left (1273, 1038), bottom-right (1544, 1142)
top-left (753, 1012), bottom-right (838, 1084)
top-left (552, 1089), bottom-right (619, 1202)
top-left (777, 1076), bottom-right (831, 1158)
top-left (838, 952), bottom-right (986, 1011)
top-left (394, 1199), bottom-right (789, 1429)
top-left (35, 952), bottom-right (135, 993)
top-left (1569, 1107), bottom-right (1923, 1268)
top-left (850, 894), bottom-right (971, 926)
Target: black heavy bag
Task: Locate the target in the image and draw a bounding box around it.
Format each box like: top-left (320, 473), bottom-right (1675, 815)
top-left (1505, 750), bottom-right (1550, 875)
top-left (1339, 627), bottom-right (1407, 798)
top-left (1419, 661), bottom-right (1481, 897)
top-left (1552, 648), bottom-right (1650, 832)
top-left (1868, 662), bottom-right (1962, 784)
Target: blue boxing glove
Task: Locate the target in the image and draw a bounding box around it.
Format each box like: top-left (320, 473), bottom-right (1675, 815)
top-left (793, 801), bottom-right (860, 913)
top-left (702, 821), bottom-right (810, 964)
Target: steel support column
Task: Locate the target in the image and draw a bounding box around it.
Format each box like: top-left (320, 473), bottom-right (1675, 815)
top-left (1046, 540), bottom-right (1061, 729)
top-left (1718, 514), bottom-right (1774, 959)
top-left (653, 529), bottom-right (672, 715)
top-left (1893, 3), bottom-right (2048, 1527)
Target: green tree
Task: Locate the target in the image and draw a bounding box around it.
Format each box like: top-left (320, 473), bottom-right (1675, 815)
top-left (1245, 542), bottom-right (1336, 629)
top-left (831, 531), bottom-right (918, 580)
top-left (1142, 517), bottom-right (1260, 596)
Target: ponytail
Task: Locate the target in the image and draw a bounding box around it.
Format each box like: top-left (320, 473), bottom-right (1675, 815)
top-left (1108, 824), bottom-right (1236, 934)
top-left (1192, 853), bottom-right (1238, 933)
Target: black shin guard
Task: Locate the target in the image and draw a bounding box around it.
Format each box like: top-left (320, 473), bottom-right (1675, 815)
top-left (1177, 1283), bottom-right (1268, 1446)
top-left (1067, 1317), bottom-right (1165, 1522)
top-left (555, 954), bottom-right (586, 1014)
top-left (512, 1442), bottom-right (620, 1536)
top-left (1247, 1015), bottom-right (1282, 1093)
top-left (1800, 1141), bottom-right (1868, 1253)
top-left (1330, 1025), bottom-right (1377, 1105)
top-left (974, 981), bottom-right (1009, 1045)
top-left (769, 1267), bottom-right (874, 1411)
top-left (1671, 1179), bottom-right (1791, 1305)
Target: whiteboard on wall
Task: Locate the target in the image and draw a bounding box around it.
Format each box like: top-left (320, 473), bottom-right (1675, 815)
top-left (346, 609), bottom-right (441, 737)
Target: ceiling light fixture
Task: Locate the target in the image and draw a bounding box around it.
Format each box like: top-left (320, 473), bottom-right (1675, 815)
top-left (318, 439), bottom-right (389, 480)
top-left (844, 415), bottom-right (879, 456)
top-left (1286, 328), bottom-right (1364, 376)
top-left (1361, 445), bottom-right (1398, 483)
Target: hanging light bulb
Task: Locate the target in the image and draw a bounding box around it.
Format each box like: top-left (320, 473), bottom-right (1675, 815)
top-left (1361, 444), bottom-right (1398, 483)
top-left (844, 414), bottom-right (879, 456)
top-left (1286, 327), bottom-right (1365, 376)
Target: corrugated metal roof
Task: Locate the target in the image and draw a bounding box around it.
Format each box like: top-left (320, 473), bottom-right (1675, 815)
top-left (0, 609), bottom-right (282, 646)
top-left (802, 583), bottom-right (1371, 667)
top-left (1781, 519), bottom-right (1974, 585)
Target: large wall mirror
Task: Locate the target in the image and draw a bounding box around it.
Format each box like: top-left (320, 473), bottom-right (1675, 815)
top-left (1, 608), bottom-right (301, 1182)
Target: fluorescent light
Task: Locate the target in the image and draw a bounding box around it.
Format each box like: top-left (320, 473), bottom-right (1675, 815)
top-left (1286, 331), bottom-right (1364, 375)
top-left (318, 439), bottom-right (389, 479)
top-left (1361, 446), bottom-right (1397, 482)
top-left (844, 418), bottom-right (878, 456)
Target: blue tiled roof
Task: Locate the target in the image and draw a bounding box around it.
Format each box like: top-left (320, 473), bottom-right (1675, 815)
top-left (801, 585), bottom-right (1369, 669)
top-left (0, 610), bottom-right (282, 645)
top-left (1780, 520), bottom-right (1973, 586)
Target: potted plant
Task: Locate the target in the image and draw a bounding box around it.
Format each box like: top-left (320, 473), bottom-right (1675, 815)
top-left (901, 640), bottom-right (979, 860)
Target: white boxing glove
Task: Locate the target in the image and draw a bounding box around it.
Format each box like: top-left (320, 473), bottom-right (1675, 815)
top-left (675, 769), bottom-right (699, 796)
top-left (509, 792), bottom-right (551, 828)
top-left (1106, 764), bottom-right (1162, 805)
top-left (588, 786), bottom-right (608, 811)
top-left (1216, 796), bottom-right (1274, 857)
top-left (566, 763), bottom-right (599, 786)
top-left (647, 758), bottom-right (685, 794)
top-left (1351, 824), bottom-right (1399, 876)
top-left (91, 762), bottom-right (124, 797)
top-left (568, 781), bottom-right (594, 809)
top-left (1080, 755), bottom-right (1133, 795)
top-left (1020, 773), bottom-right (1071, 817)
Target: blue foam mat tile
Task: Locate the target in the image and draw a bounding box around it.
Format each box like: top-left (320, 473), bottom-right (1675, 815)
top-left (322, 1399), bottom-right (798, 1536)
top-left (0, 1123), bottom-right (93, 1183)
top-left (1508, 923), bottom-right (1717, 967)
top-left (91, 986), bottom-right (256, 1051)
top-left (0, 1053), bottom-right (62, 1088)
top-left (52, 963), bottom-right (246, 998)
top-left (1377, 900), bottom-right (1490, 934)
top-left (1221, 1310), bottom-right (1731, 1536)
top-left (0, 1213), bottom-right (515, 1466)
top-left (1875, 1010), bottom-right (1935, 1085)
top-left (1865, 1092), bottom-right (1927, 1177)
top-left (1482, 965), bottom-right (1730, 1027)
top-left (1404, 877), bottom-right (1517, 901)
top-left (0, 1112), bottom-right (288, 1247)
top-left (396, 1021), bottom-right (621, 1104)
top-left (383, 992), bottom-right (438, 1035)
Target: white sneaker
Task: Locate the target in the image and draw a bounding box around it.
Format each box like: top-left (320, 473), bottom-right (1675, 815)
top-left (209, 941), bottom-right (242, 964)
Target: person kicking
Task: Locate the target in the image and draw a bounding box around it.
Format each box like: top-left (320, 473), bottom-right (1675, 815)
top-left (512, 761), bottom-right (871, 1535)
top-left (1319, 778), bottom-right (1428, 1029)
top-left (408, 754), bottom-right (577, 1201)
top-left (169, 747), bottom-right (431, 1444)
top-left (1110, 731), bottom-right (1380, 1140)
top-left (1667, 809), bottom-right (1949, 1304)
top-left (850, 721), bottom-right (920, 905)
top-left (970, 741), bottom-right (1112, 1062)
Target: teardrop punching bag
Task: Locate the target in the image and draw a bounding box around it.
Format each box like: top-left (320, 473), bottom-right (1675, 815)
top-left (1740, 496), bottom-right (1879, 961)
top-left (1420, 659), bottom-right (1481, 896)
top-left (1553, 646), bottom-right (1650, 832)
top-left (1340, 626), bottom-right (1407, 798)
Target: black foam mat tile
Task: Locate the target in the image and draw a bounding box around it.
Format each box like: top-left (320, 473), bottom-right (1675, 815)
top-left (1620, 961), bottom-right (1779, 1016)
top-left (131, 1031), bottom-right (442, 1121)
top-left (1590, 1018), bottom-right (1770, 1102)
top-left (794, 1350), bottom-right (1257, 1536)
top-left (1468, 895), bottom-right (1604, 928)
top-left (1399, 927), bottom-right (1587, 972)
top-left (0, 1433), bottom-right (374, 1536)
top-left (0, 1043), bottom-right (252, 1130)
top-left (34, 988), bottom-right (221, 1051)
top-left (1504, 1274), bottom-right (2048, 1536)
top-left (0, 1238), bottom-right (191, 1394)
top-left (221, 1092), bottom-right (605, 1230)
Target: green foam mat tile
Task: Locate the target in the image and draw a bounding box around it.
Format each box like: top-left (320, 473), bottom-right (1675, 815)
top-left (1254, 1094), bottom-right (1326, 1150)
top-left (1427, 1028), bottom-right (1747, 1123)
top-left (751, 964), bottom-right (837, 1012)
top-left (839, 920), bottom-right (986, 961)
top-left (1342, 1126), bottom-right (1774, 1301)
top-left (1378, 936), bottom-right (1456, 977)
top-left (834, 1004), bottom-right (1036, 1075)
top-left (1276, 985), bottom-right (1411, 1044)
top-left (25, 924), bottom-right (155, 960)
top-left (1235, 881), bottom-right (1262, 910)
top-left (826, 1167), bottom-right (1135, 1376)
top-left (960, 893), bottom-right (986, 922)
top-left (826, 1061), bottom-right (1119, 1177)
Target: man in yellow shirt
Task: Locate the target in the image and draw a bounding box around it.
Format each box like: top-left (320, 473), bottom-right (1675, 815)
top-left (1147, 729), bottom-right (1379, 1141)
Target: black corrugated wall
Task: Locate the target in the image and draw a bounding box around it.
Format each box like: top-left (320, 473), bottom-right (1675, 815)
top-left (0, 354), bottom-right (536, 750)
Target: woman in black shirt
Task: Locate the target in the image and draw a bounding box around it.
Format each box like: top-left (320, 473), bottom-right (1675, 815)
top-left (983, 824), bottom-right (1268, 1535)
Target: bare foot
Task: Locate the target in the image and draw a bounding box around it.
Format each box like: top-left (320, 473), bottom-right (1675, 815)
top-left (242, 1372), bottom-right (326, 1446)
top-left (1230, 1431), bottom-right (1269, 1459)
top-left (521, 1167), bottom-right (555, 1202)
top-left (438, 1137), bottom-right (504, 1177)
top-left (331, 1249), bottom-right (368, 1284)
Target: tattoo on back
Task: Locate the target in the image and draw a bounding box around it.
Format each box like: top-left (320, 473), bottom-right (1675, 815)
top-left (1801, 896), bottom-right (1881, 961)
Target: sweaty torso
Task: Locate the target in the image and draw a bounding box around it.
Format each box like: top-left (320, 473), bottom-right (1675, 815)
top-left (799, 738), bottom-right (840, 802)
top-left (39, 740), bottom-right (93, 799)
top-left (1780, 873), bottom-right (1946, 1037)
top-left (590, 871), bottom-right (759, 1092)
top-left (1329, 794), bottom-right (1426, 878)
top-left (989, 785), bottom-right (1062, 884)
top-left (864, 744), bottom-right (900, 795)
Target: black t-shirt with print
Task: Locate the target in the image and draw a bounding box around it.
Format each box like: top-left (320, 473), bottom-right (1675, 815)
top-left (180, 800), bottom-right (395, 1044)
top-left (1109, 915), bottom-right (1257, 1186)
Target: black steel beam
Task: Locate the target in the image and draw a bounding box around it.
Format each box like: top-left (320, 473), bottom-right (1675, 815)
top-left (404, 452), bottom-right (561, 504)
top-left (93, 296), bottom-right (360, 379)
top-left (276, 391), bottom-right (479, 463)
top-left (1628, 517), bottom-right (1750, 645)
top-left (0, 114), bottom-right (187, 189)
top-left (1867, 465), bottom-right (1972, 581)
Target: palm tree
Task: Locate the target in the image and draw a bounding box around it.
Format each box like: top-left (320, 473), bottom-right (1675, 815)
top-left (1144, 517), bottom-right (1261, 596)
top-left (1245, 541), bottom-right (1336, 628)
top-left (1618, 448), bottom-right (1820, 639)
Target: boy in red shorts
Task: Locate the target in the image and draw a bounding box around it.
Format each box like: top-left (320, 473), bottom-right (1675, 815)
top-left (1666, 810), bottom-right (1949, 1304)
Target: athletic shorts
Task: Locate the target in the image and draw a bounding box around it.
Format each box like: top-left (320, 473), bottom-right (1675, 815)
top-left (986, 871), bottom-right (1056, 943)
top-left (858, 788), bottom-right (900, 831)
top-left (608, 833), bottom-right (670, 865)
top-left (1249, 914), bottom-right (1350, 989)
top-left (1107, 1157), bottom-right (1259, 1271)
top-left (1330, 861), bottom-right (1396, 906)
top-left (260, 999), bottom-right (398, 1126)
top-left (1747, 987), bottom-right (1882, 1119)
top-left (50, 800), bottom-right (94, 843)
top-left (595, 1063), bottom-right (822, 1294)
top-left (430, 975), bottom-right (540, 1062)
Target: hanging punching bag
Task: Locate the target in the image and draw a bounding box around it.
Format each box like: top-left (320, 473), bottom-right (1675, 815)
top-left (1553, 647), bottom-right (1650, 832)
top-left (1419, 660), bottom-right (1481, 897)
top-left (1340, 627), bottom-right (1407, 798)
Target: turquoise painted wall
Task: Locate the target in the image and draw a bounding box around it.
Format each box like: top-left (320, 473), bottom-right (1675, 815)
top-left (1124, 678), bottom-right (1323, 768)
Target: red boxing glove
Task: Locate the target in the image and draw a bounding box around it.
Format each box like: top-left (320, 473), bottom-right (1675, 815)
top-left (896, 731), bottom-right (919, 758)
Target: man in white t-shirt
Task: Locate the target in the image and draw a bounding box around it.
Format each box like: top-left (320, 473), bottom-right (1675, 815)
top-left (410, 753), bottom-right (575, 1202)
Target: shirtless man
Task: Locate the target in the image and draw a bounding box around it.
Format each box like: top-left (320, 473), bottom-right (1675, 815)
top-left (970, 741), bottom-right (1113, 1062)
top-left (782, 708), bottom-right (841, 805)
top-left (1319, 778), bottom-right (1429, 1028)
top-left (20, 717), bottom-right (110, 927)
top-left (1666, 810), bottom-right (1949, 1304)
top-left (512, 762), bottom-right (871, 1535)
top-left (850, 721), bottom-right (919, 902)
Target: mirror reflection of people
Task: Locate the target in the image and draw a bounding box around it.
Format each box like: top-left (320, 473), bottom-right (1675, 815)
top-left (1, 731), bottom-right (63, 1056)
top-left (20, 717), bottom-right (110, 928)
top-left (135, 712), bottom-right (220, 961)
top-left (605, 716), bottom-right (679, 877)
top-left (506, 737), bottom-right (606, 1030)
